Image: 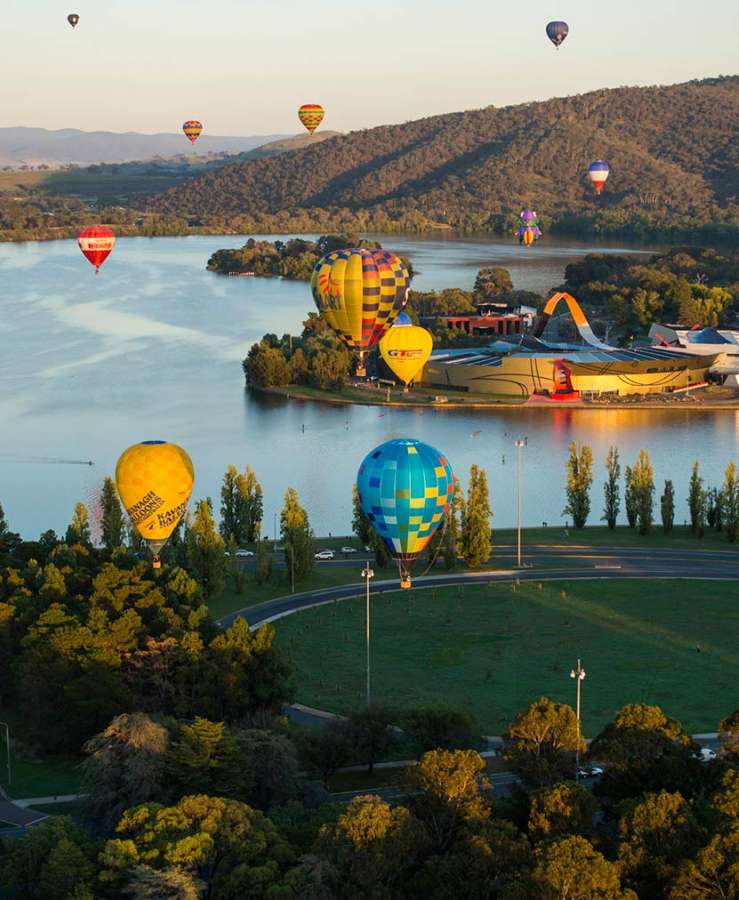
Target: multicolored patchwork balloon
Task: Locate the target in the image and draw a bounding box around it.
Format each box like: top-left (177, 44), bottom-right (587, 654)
top-left (116, 440), bottom-right (194, 569)
top-left (588, 160), bottom-right (610, 195)
top-left (311, 248), bottom-right (410, 376)
top-left (357, 438), bottom-right (454, 588)
top-left (298, 104), bottom-right (325, 134)
top-left (78, 225), bottom-right (115, 273)
top-left (182, 120), bottom-right (203, 144)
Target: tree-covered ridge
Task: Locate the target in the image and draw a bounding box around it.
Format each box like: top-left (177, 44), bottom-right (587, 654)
top-left (149, 77), bottom-right (739, 239)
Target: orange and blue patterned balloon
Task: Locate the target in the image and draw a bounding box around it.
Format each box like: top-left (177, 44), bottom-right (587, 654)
top-left (298, 104), bottom-right (325, 134)
top-left (357, 438), bottom-right (454, 585)
top-left (182, 120), bottom-right (203, 144)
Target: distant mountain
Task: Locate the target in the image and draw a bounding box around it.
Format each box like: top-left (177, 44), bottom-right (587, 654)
top-left (0, 127), bottom-right (291, 166)
top-left (148, 77), bottom-right (739, 238)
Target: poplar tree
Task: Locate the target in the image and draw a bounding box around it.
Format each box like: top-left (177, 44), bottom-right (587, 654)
top-left (65, 502), bottom-right (91, 547)
top-left (100, 476), bottom-right (125, 550)
top-left (563, 443), bottom-right (593, 529)
top-left (722, 463), bottom-right (739, 543)
top-left (602, 446), bottom-right (620, 530)
top-left (219, 465), bottom-right (239, 542)
top-left (280, 487), bottom-right (313, 586)
top-left (186, 499), bottom-right (226, 598)
top-left (461, 465), bottom-right (492, 567)
top-left (624, 466), bottom-right (638, 528)
top-left (444, 477), bottom-right (465, 569)
top-left (352, 485), bottom-right (373, 547)
top-left (660, 480), bottom-right (675, 534)
top-left (632, 449), bottom-right (654, 535)
top-left (236, 466), bottom-right (263, 543)
top-left (688, 462), bottom-right (706, 536)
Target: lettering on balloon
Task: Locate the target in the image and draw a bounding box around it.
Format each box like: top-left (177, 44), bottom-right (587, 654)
top-left (127, 490), bottom-right (164, 524)
top-left (157, 499), bottom-right (188, 530)
top-left (388, 348), bottom-right (424, 358)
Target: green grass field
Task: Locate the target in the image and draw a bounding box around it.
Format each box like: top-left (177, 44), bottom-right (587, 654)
top-left (274, 579), bottom-right (739, 736)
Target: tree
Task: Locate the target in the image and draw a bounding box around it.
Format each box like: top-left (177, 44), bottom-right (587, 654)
top-left (236, 466), bottom-right (263, 543)
top-left (232, 727), bottom-right (300, 810)
top-left (563, 443), bottom-right (593, 529)
top-left (473, 266), bottom-right (513, 300)
top-left (185, 499), bottom-right (226, 598)
top-left (401, 705), bottom-right (480, 758)
top-left (219, 465), bottom-right (240, 542)
top-left (443, 476), bottom-right (464, 569)
top-left (168, 717), bottom-right (249, 802)
top-left (718, 707), bottom-right (739, 759)
top-left (532, 835), bottom-right (636, 899)
top-left (602, 446), bottom-right (620, 530)
top-left (345, 704), bottom-right (396, 775)
top-left (618, 790), bottom-right (705, 899)
top-left (300, 720), bottom-right (353, 789)
top-left (528, 782), bottom-right (598, 843)
top-left (503, 697), bottom-right (584, 787)
top-left (255, 537), bottom-right (272, 585)
top-left (624, 465), bottom-right (638, 528)
top-left (408, 749), bottom-right (490, 852)
top-left (661, 480), bottom-right (675, 533)
top-left (65, 501), bottom-right (91, 546)
top-left (689, 462), bottom-right (706, 536)
top-left (101, 476), bottom-right (126, 550)
top-left (461, 465), bottom-right (492, 567)
top-left (706, 487), bottom-right (724, 531)
top-left (632, 448), bottom-right (655, 535)
top-left (721, 463), bottom-right (739, 542)
top-left (352, 484), bottom-right (372, 547)
top-left (82, 712), bottom-right (170, 830)
top-left (122, 865), bottom-right (204, 900)
top-left (669, 827), bottom-right (739, 900)
top-left (281, 487), bottom-right (313, 587)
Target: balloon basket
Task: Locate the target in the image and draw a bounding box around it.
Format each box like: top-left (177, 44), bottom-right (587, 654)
top-left (400, 576), bottom-right (412, 590)
top-left (152, 556), bottom-right (162, 571)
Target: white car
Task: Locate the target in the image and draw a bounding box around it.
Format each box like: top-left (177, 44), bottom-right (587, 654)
top-left (699, 747), bottom-right (716, 762)
top-left (341, 546), bottom-right (357, 553)
top-left (314, 549), bottom-right (335, 560)
top-left (578, 765), bottom-right (604, 778)
top-left (235, 549), bottom-right (254, 558)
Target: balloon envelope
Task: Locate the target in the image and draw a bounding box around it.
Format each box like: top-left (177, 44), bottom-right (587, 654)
top-left (298, 104), bottom-right (325, 134)
top-left (357, 438), bottom-right (454, 575)
top-left (380, 322), bottom-right (433, 386)
top-left (182, 120), bottom-right (203, 144)
top-left (116, 441), bottom-right (194, 562)
top-left (67, 13), bottom-right (79, 27)
top-left (311, 248), bottom-right (410, 375)
top-left (588, 160), bottom-right (610, 194)
top-left (520, 209), bottom-right (538, 223)
top-left (546, 20), bottom-right (569, 47)
top-left (78, 225), bottom-right (115, 272)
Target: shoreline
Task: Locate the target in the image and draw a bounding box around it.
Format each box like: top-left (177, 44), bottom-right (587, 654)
top-left (253, 384), bottom-right (739, 412)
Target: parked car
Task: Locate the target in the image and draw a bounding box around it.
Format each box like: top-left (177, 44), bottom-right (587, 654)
top-left (699, 747), bottom-right (716, 762)
top-left (577, 765), bottom-right (604, 779)
top-left (235, 549), bottom-right (254, 558)
top-left (340, 546), bottom-right (357, 553)
top-left (314, 549), bottom-right (335, 560)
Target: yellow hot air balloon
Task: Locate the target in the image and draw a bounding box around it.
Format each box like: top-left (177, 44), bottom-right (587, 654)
top-left (115, 440), bottom-right (194, 569)
top-left (310, 248), bottom-right (410, 376)
top-left (379, 313), bottom-right (433, 390)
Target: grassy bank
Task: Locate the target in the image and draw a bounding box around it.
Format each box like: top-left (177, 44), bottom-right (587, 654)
top-left (273, 579), bottom-right (739, 735)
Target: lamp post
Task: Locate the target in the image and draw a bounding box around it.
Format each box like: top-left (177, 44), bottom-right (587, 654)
top-left (0, 721), bottom-right (10, 786)
top-left (273, 512), bottom-right (278, 551)
top-left (514, 437), bottom-right (528, 567)
top-left (570, 658), bottom-right (586, 780)
top-left (362, 561), bottom-right (375, 705)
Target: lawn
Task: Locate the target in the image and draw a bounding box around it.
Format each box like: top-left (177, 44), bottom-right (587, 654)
top-left (274, 579), bottom-right (739, 736)
top-left (495, 524), bottom-right (739, 550)
top-left (0, 752), bottom-right (83, 800)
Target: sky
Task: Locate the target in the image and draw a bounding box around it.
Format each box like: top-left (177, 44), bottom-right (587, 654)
top-left (1, 0), bottom-right (737, 136)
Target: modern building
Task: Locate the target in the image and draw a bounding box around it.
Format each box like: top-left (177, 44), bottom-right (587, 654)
top-left (650, 324), bottom-right (739, 377)
top-left (423, 293), bottom-right (716, 400)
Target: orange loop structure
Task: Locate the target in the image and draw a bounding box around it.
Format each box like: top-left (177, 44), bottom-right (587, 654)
top-left (532, 292), bottom-right (612, 349)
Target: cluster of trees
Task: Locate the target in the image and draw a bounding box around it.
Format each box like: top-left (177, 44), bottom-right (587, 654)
top-left (148, 78), bottom-right (739, 240)
top-left (564, 443), bottom-right (739, 540)
top-left (2, 695), bottom-right (738, 898)
top-left (562, 246), bottom-right (739, 337)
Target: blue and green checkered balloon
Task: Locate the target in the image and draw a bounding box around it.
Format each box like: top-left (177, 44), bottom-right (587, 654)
top-left (357, 438), bottom-right (455, 576)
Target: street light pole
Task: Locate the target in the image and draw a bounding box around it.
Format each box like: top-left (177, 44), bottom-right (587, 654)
top-left (362, 561), bottom-right (374, 705)
top-left (0, 721), bottom-right (10, 786)
top-left (570, 658), bottom-right (586, 780)
top-left (514, 437), bottom-right (528, 567)
top-left (273, 512), bottom-right (278, 551)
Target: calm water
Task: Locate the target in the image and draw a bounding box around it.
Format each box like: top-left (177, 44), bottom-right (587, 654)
top-left (0, 232), bottom-right (733, 540)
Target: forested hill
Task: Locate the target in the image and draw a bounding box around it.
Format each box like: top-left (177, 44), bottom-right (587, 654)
top-left (148, 77), bottom-right (739, 239)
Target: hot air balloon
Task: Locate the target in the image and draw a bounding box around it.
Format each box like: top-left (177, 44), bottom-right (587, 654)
top-left (358, 439), bottom-right (454, 589)
top-left (298, 104), bottom-right (325, 134)
top-left (67, 13), bottom-right (79, 28)
top-left (78, 225), bottom-right (115, 273)
top-left (546, 21), bottom-right (569, 48)
top-left (311, 248), bottom-right (410, 377)
top-left (520, 208), bottom-right (538, 224)
top-left (379, 314), bottom-right (433, 390)
top-left (116, 441), bottom-right (194, 569)
top-left (516, 210), bottom-right (541, 246)
top-left (182, 120), bottom-right (203, 145)
top-left (588, 160), bottom-right (610, 195)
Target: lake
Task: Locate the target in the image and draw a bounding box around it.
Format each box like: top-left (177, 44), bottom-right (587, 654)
top-left (0, 232), bottom-right (733, 541)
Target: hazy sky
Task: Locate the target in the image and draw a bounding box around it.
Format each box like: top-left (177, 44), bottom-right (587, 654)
top-left (2, 0), bottom-right (737, 135)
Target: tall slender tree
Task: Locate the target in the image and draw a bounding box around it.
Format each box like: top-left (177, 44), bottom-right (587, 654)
top-left (443, 476), bottom-right (465, 569)
top-left (624, 466), bottom-right (638, 528)
top-left (186, 499), bottom-right (226, 598)
top-left (563, 443), bottom-right (593, 529)
top-left (602, 446), bottom-right (621, 530)
top-left (65, 502), bottom-right (91, 547)
top-left (236, 466), bottom-right (263, 543)
top-left (688, 462), bottom-right (706, 537)
top-left (352, 484), bottom-right (372, 547)
top-left (632, 449), bottom-right (655, 536)
top-left (280, 487), bottom-right (313, 587)
top-left (100, 476), bottom-right (125, 550)
top-left (722, 463), bottom-right (739, 543)
top-left (219, 465), bottom-right (240, 543)
top-left (660, 480), bottom-right (675, 534)
top-left (461, 466), bottom-right (492, 567)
